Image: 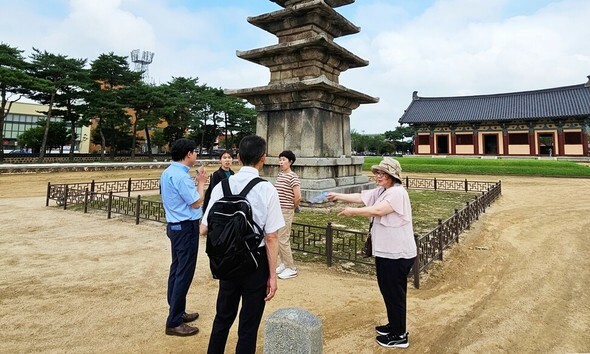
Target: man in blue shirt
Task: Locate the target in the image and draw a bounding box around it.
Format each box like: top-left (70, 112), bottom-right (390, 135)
top-left (160, 138), bottom-right (208, 336)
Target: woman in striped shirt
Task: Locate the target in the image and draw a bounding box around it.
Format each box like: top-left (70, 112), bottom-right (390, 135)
top-left (274, 150), bottom-right (301, 279)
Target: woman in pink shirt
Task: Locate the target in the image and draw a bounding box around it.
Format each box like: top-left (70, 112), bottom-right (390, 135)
top-left (328, 157), bottom-right (417, 349)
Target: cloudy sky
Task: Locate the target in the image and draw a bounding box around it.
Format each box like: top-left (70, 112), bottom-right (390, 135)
top-left (2, 0), bottom-right (589, 133)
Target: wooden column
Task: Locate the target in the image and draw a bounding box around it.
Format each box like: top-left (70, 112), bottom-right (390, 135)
top-left (472, 124), bottom-right (479, 155)
top-left (429, 127), bottom-right (435, 154)
top-left (450, 126), bottom-right (457, 155)
top-left (528, 122), bottom-right (536, 155)
top-left (501, 124), bottom-right (509, 155)
top-left (556, 121), bottom-right (564, 156)
top-left (582, 122), bottom-right (589, 156)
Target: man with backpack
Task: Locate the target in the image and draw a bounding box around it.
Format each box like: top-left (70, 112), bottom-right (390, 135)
top-left (160, 138), bottom-right (208, 337)
top-left (200, 135), bottom-right (285, 354)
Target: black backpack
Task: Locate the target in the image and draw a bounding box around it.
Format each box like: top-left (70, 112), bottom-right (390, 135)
top-left (205, 177), bottom-right (265, 280)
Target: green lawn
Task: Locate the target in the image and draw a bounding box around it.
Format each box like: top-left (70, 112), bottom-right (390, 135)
top-left (294, 189), bottom-right (475, 234)
top-left (363, 156), bottom-right (590, 177)
top-left (143, 189), bottom-right (475, 234)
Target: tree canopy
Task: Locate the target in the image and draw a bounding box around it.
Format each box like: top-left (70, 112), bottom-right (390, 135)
top-left (1, 43), bottom-right (340, 161)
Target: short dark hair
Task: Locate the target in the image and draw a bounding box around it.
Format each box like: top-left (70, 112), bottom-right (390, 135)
top-left (170, 138), bottom-right (196, 161)
top-left (218, 150), bottom-right (232, 159)
top-left (238, 135), bottom-right (266, 166)
top-left (279, 150), bottom-right (296, 165)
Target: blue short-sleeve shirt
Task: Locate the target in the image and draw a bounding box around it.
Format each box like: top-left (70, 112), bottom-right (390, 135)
top-left (160, 162), bottom-right (202, 223)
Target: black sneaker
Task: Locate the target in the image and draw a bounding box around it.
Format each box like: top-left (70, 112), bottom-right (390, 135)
top-left (375, 324), bottom-right (391, 335)
top-left (376, 332), bottom-right (409, 348)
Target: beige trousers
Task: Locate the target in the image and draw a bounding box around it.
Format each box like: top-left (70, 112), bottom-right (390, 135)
top-left (278, 209), bottom-right (295, 269)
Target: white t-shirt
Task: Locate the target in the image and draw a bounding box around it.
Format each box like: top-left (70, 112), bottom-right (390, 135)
top-left (361, 185), bottom-right (417, 259)
top-left (202, 166), bottom-right (285, 246)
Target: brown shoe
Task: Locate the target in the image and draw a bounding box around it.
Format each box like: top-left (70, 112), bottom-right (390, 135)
top-left (182, 312), bottom-right (199, 323)
top-left (165, 323), bottom-right (199, 336)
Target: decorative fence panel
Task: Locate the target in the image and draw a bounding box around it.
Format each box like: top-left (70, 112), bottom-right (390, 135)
top-left (46, 177), bottom-right (501, 288)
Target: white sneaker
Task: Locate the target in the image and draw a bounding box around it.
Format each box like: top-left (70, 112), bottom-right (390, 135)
top-left (276, 263), bottom-right (286, 274)
top-left (278, 267), bottom-right (298, 279)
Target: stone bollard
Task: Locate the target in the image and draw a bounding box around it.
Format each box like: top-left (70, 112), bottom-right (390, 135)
top-left (264, 307), bottom-right (323, 354)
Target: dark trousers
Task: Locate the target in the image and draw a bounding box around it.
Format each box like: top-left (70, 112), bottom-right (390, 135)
top-left (166, 219), bottom-right (199, 328)
top-left (375, 256), bottom-right (416, 336)
top-left (207, 248), bottom-right (268, 354)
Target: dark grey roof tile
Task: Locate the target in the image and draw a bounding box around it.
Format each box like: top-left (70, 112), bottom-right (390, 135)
top-left (399, 83), bottom-right (590, 124)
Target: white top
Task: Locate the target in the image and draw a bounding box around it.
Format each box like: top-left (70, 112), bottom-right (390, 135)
top-left (202, 166), bottom-right (285, 246)
top-left (361, 185), bottom-right (417, 259)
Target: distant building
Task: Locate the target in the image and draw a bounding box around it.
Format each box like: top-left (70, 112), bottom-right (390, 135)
top-left (399, 76), bottom-right (590, 157)
top-left (2, 102), bottom-right (89, 153)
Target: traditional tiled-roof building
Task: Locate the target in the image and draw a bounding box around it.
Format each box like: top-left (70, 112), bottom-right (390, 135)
top-left (399, 76), bottom-right (590, 157)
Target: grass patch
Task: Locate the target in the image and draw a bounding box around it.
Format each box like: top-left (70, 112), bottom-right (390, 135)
top-left (127, 190), bottom-right (477, 234)
top-left (294, 190), bottom-right (476, 234)
top-left (363, 156), bottom-right (590, 177)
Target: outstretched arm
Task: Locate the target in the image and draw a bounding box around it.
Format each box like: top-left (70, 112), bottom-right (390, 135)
top-left (264, 231), bottom-right (279, 301)
top-left (327, 192), bottom-right (363, 204)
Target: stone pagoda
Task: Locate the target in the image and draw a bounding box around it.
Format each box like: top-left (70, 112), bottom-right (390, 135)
top-left (225, 0), bottom-right (379, 201)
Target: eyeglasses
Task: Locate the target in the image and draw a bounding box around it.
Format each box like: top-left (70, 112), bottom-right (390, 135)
top-left (375, 171), bottom-right (386, 177)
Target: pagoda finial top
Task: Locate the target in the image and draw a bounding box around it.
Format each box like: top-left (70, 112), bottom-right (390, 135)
top-left (271, 0), bottom-right (354, 9)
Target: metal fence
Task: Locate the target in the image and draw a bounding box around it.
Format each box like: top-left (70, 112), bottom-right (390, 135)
top-left (46, 177), bottom-right (501, 288)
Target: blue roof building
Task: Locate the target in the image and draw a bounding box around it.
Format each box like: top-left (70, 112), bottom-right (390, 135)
top-left (399, 76), bottom-right (590, 157)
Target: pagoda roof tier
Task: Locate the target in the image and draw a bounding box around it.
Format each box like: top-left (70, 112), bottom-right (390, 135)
top-left (237, 33), bottom-right (368, 70)
top-left (271, 0), bottom-right (354, 9)
top-left (250, 0), bottom-right (359, 38)
top-left (225, 75), bottom-right (379, 110)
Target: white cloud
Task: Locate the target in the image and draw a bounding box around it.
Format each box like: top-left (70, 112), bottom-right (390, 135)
top-left (340, 0), bottom-right (590, 132)
top-left (1, 0), bottom-right (589, 133)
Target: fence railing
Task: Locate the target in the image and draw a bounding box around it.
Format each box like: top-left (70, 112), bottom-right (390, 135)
top-left (46, 177), bottom-right (501, 287)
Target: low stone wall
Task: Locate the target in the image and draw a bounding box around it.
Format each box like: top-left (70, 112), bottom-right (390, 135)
top-left (0, 162), bottom-right (171, 174)
top-left (0, 160), bottom-right (231, 174)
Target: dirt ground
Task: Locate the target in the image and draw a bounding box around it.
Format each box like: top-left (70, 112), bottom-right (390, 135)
top-left (0, 168), bottom-right (589, 353)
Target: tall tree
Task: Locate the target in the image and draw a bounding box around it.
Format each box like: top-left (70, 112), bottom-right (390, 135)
top-left (159, 77), bottom-right (207, 148)
top-left (384, 125), bottom-right (415, 154)
top-left (222, 96), bottom-right (256, 148)
top-left (0, 43), bottom-right (46, 162)
top-left (28, 48), bottom-right (88, 162)
top-left (119, 81), bottom-right (165, 158)
top-left (200, 87), bottom-right (226, 154)
top-left (87, 52), bottom-right (141, 159)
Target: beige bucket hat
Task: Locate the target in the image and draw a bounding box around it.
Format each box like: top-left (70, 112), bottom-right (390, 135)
top-left (371, 157), bottom-right (402, 182)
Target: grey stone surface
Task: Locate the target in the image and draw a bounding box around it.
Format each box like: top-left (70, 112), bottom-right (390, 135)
top-left (264, 308), bottom-right (323, 354)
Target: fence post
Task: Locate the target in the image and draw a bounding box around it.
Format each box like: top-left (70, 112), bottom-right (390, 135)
top-left (326, 222), bottom-right (333, 268)
top-left (107, 191), bottom-right (113, 219)
top-left (127, 178), bottom-right (132, 198)
top-left (413, 233), bottom-right (420, 289)
top-left (437, 218), bottom-right (443, 261)
top-left (434, 177), bottom-right (438, 191)
top-left (91, 180), bottom-right (95, 194)
top-left (464, 178), bottom-right (468, 192)
top-left (46, 182), bottom-right (51, 206)
top-left (63, 185), bottom-right (69, 210)
top-left (405, 176), bottom-right (409, 189)
top-left (454, 209), bottom-right (459, 242)
top-left (136, 195), bottom-right (141, 225)
top-left (84, 188), bottom-right (89, 213)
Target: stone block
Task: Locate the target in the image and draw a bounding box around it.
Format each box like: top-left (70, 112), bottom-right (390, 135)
top-left (264, 308), bottom-right (323, 354)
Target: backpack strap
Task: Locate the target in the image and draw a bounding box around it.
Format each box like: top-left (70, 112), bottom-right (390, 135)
top-left (220, 177), bottom-right (266, 198)
top-left (238, 177), bottom-right (265, 197)
top-left (221, 178), bottom-right (232, 197)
